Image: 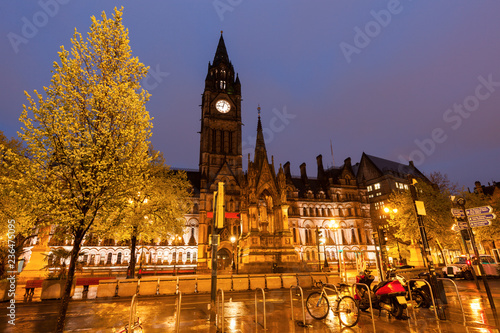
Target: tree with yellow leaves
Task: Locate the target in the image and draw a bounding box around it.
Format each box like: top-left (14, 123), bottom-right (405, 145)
top-left (5, 8), bottom-right (152, 332)
top-left (97, 148), bottom-right (192, 279)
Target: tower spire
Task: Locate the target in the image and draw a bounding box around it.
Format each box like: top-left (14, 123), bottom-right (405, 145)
top-left (213, 32), bottom-right (229, 66)
top-left (254, 105), bottom-right (267, 166)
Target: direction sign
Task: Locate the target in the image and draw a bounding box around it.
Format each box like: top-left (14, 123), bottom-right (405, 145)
top-left (451, 208), bottom-right (464, 218)
top-left (456, 219), bottom-right (493, 229)
top-left (451, 206), bottom-right (494, 218)
top-left (470, 220), bottom-right (492, 227)
top-left (468, 213), bottom-right (496, 223)
top-left (467, 205), bottom-right (493, 216)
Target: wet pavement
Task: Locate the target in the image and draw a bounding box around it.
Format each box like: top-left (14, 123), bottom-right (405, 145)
top-left (2, 280), bottom-right (500, 333)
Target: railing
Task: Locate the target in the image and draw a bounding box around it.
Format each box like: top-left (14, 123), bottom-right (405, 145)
top-left (438, 278), bottom-right (466, 325)
top-left (254, 288), bottom-right (266, 330)
top-left (289, 285), bottom-right (308, 327)
top-left (175, 291), bottom-right (182, 333)
top-left (351, 282), bottom-right (376, 332)
top-left (407, 278), bottom-right (438, 320)
top-left (128, 294), bottom-right (140, 332)
top-left (216, 288), bottom-right (225, 333)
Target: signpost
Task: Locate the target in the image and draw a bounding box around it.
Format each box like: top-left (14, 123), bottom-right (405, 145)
top-left (455, 198), bottom-right (499, 327)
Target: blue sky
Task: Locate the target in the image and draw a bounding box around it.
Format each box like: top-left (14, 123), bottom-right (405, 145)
top-left (1, 1), bottom-right (499, 189)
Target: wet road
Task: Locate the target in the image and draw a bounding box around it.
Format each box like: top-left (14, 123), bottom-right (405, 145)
top-left (1, 279), bottom-right (499, 332)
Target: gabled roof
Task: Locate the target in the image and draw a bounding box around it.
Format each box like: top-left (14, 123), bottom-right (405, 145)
top-left (362, 153), bottom-right (425, 179)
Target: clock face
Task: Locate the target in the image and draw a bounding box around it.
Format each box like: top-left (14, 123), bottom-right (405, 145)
top-left (216, 99), bottom-right (231, 113)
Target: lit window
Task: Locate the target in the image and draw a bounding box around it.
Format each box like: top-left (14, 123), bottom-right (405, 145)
top-left (369, 194), bottom-right (374, 198)
top-left (376, 192), bottom-right (381, 196)
top-left (404, 184), bottom-right (409, 190)
top-left (367, 185), bottom-right (373, 192)
top-left (374, 183), bottom-right (381, 190)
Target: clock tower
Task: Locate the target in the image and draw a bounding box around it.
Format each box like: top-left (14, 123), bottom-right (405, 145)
top-left (197, 33), bottom-right (243, 271)
top-left (199, 32), bottom-right (242, 183)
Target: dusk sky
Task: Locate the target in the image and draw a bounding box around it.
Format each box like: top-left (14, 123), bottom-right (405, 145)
top-left (1, 1), bottom-right (499, 189)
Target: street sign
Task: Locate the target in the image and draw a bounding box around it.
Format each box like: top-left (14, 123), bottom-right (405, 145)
top-left (466, 205), bottom-right (493, 216)
top-left (470, 220), bottom-right (492, 228)
top-left (468, 213), bottom-right (496, 223)
top-left (456, 218), bottom-right (493, 229)
top-left (451, 206), bottom-right (494, 218)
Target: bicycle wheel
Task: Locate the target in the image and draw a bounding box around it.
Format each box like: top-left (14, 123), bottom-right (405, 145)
top-left (337, 295), bottom-right (360, 327)
top-left (306, 291), bottom-right (330, 320)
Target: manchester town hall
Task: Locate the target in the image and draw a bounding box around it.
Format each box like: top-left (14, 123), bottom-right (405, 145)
top-left (21, 34), bottom-right (428, 276)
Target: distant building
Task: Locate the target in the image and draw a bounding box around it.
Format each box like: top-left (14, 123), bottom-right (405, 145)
top-left (355, 153), bottom-right (428, 222)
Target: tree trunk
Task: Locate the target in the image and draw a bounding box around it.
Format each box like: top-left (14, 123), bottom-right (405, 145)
top-left (55, 237), bottom-right (81, 332)
top-left (127, 230), bottom-right (138, 279)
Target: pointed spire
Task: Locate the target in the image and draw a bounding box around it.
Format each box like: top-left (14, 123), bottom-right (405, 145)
top-left (254, 105), bottom-right (268, 167)
top-left (213, 31), bottom-right (229, 66)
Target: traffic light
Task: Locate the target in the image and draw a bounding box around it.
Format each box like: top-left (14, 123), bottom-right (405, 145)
top-left (379, 228), bottom-right (388, 245)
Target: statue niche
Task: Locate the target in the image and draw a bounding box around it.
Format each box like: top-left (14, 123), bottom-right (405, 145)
top-left (258, 190), bottom-right (274, 233)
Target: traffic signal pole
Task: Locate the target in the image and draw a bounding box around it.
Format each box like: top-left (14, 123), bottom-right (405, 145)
top-left (210, 182), bottom-right (224, 324)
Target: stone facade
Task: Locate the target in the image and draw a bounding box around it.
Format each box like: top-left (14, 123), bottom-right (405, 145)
top-left (27, 34), bottom-right (378, 275)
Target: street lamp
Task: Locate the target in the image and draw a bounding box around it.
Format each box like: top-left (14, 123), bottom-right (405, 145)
top-left (383, 207), bottom-right (397, 214)
top-left (230, 235), bottom-right (236, 273)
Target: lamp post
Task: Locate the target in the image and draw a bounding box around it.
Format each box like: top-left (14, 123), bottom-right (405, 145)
top-left (230, 235), bottom-right (236, 273)
top-left (320, 234), bottom-right (329, 269)
top-left (315, 227), bottom-right (322, 272)
top-left (173, 235), bottom-right (181, 275)
top-left (329, 220), bottom-right (341, 273)
top-left (408, 177), bottom-right (446, 320)
top-left (383, 207), bottom-right (398, 267)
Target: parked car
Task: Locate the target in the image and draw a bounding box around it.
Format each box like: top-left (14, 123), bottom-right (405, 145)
top-left (442, 255), bottom-right (500, 279)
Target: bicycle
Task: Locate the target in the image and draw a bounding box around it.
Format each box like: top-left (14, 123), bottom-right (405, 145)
top-left (306, 281), bottom-right (359, 327)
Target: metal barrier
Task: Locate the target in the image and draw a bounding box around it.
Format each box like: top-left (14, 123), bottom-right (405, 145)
top-left (351, 283), bottom-right (376, 333)
top-left (438, 278), bottom-right (466, 325)
top-left (408, 278), bottom-right (438, 321)
top-left (175, 291), bottom-right (182, 333)
top-left (128, 294), bottom-right (140, 331)
top-left (254, 288), bottom-right (267, 330)
top-left (289, 285), bottom-right (308, 327)
top-left (216, 288), bottom-right (225, 333)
